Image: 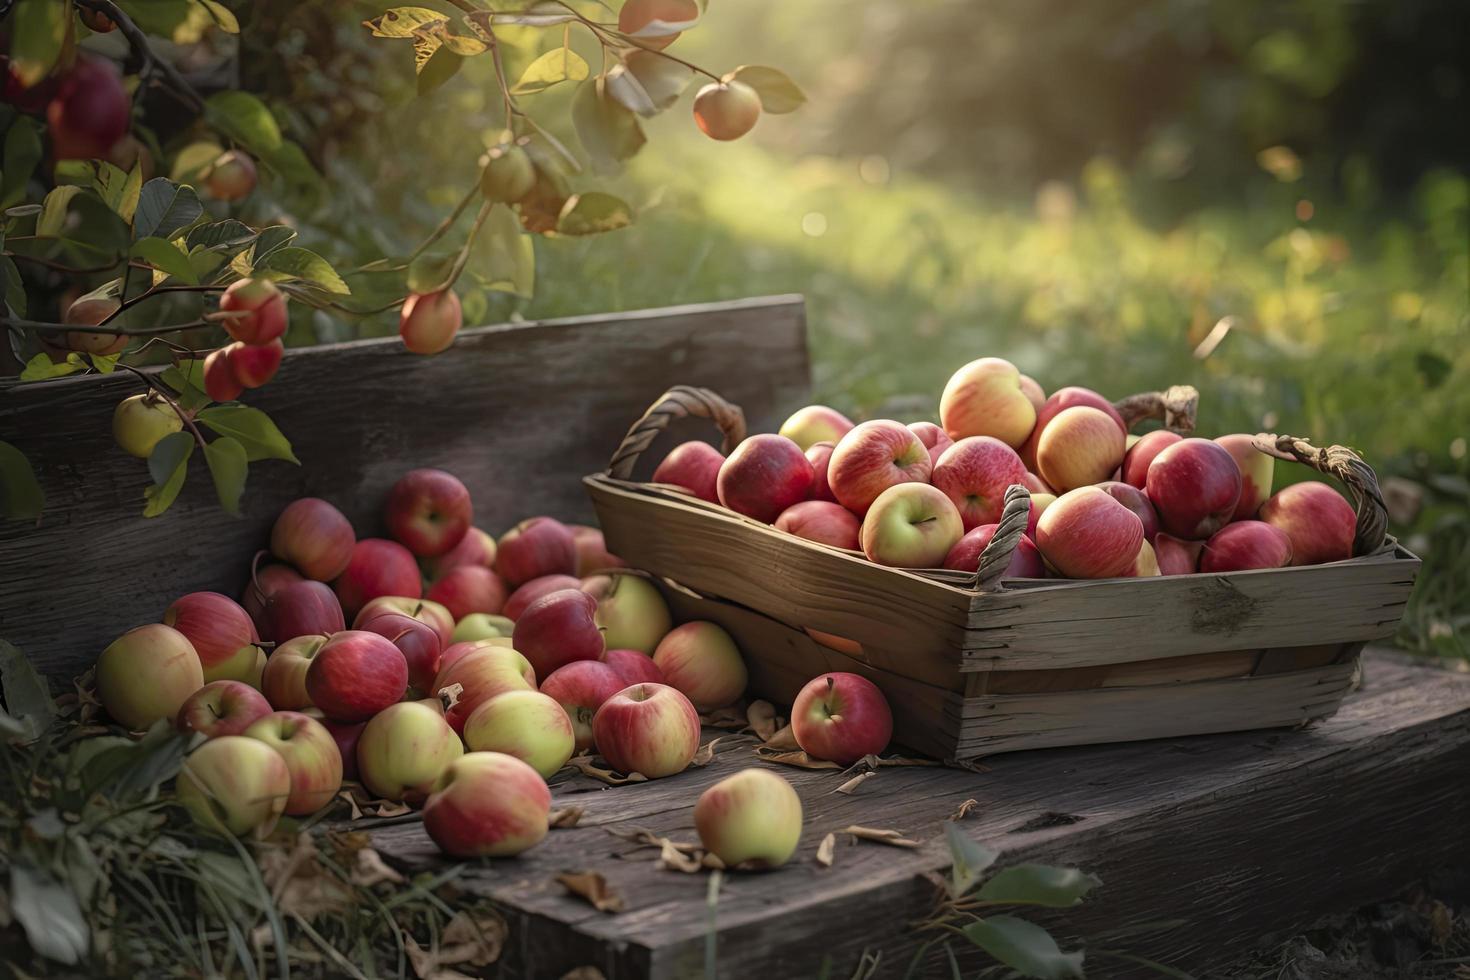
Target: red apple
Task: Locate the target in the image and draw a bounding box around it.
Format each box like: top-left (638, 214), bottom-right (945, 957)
top-left (1214, 434), bottom-right (1276, 521)
top-left (496, 517), bottom-right (577, 587)
top-left (219, 278), bottom-right (287, 346)
top-left (1154, 532), bottom-right (1204, 575)
top-left (1259, 481), bottom-right (1356, 566)
top-left (228, 339), bottom-right (283, 389)
top-left (1035, 486), bottom-right (1144, 579)
top-left (260, 634), bottom-right (328, 709)
top-left (1121, 429), bottom-right (1183, 489)
top-left (426, 565), bottom-right (508, 621)
top-left (1023, 386), bottom-right (1127, 471)
top-left (805, 441), bottom-right (838, 503)
top-left (716, 433), bottom-right (815, 523)
top-left (829, 420), bottom-right (931, 516)
top-left (433, 645), bottom-right (537, 733)
top-left (162, 591), bottom-right (261, 683)
top-left (603, 648), bottom-right (665, 687)
top-left (773, 500), bottom-right (861, 550)
top-left (908, 422), bottom-right (954, 466)
top-left (261, 580), bottom-right (345, 643)
top-left (1096, 481), bottom-right (1161, 542)
top-left (1023, 471), bottom-right (1054, 494)
top-left (203, 149), bottom-right (257, 202)
top-left (859, 482), bottom-right (964, 568)
top-left (1200, 520), bottom-right (1294, 572)
top-left (322, 718), bottom-right (366, 780)
top-left (46, 58), bottom-right (129, 160)
top-left (791, 673), bottom-right (893, 765)
top-left (539, 659), bottom-right (627, 751)
top-left (333, 538), bottom-right (422, 619)
top-left (422, 752), bottom-right (551, 857)
top-left (778, 405), bottom-right (855, 451)
top-left (243, 710), bottom-right (343, 816)
top-left (203, 346), bottom-right (242, 402)
top-left (176, 680), bottom-right (273, 738)
top-left (241, 562), bottom-right (303, 634)
top-left (1146, 438), bottom-right (1242, 540)
top-left (1036, 406), bottom-right (1126, 492)
top-left (504, 574), bottom-right (583, 621)
top-left (591, 683), bottom-right (702, 779)
top-left (422, 527), bottom-right (497, 582)
top-left (399, 290), bottom-right (463, 355)
top-left (355, 612), bottom-right (441, 697)
top-left (305, 630), bottom-right (409, 723)
top-left (1018, 374), bottom-right (1046, 414)
top-left (352, 596), bottom-right (455, 647)
top-left (512, 589), bottom-right (605, 679)
top-left (931, 436), bottom-right (1028, 530)
top-left (942, 525), bottom-right (1046, 579)
top-left (1026, 492), bottom-right (1058, 538)
top-left (269, 498), bottom-right (355, 582)
top-left (570, 524), bottom-right (625, 576)
top-left (939, 357), bottom-right (1037, 448)
top-left (651, 441), bottom-right (724, 503)
top-left (385, 468), bottom-right (473, 558)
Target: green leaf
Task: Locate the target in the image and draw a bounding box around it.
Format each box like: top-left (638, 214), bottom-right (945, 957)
top-left (362, 6), bottom-right (448, 37)
top-left (473, 203), bottom-right (534, 297)
top-left (130, 236), bottom-right (199, 284)
top-left (946, 821), bottom-right (997, 898)
top-left (416, 44), bottom-right (463, 95)
top-left (197, 0), bottom-right (239, 32)
top-left (82, 352), bottom-right (118, 374)
top-left (976, 865), bottom-right (1101, 908)
top-left (1416, 351), bottom-right (1452, 389)
top-left (2, 117), bottom-right (44, 208)
top-left (107, 721), bottom-right (198, 796)
top-left (728, 65), bottom-right (806, 114)
top-left (260, 140), bottom-right (322, 190)
top-left (203, 436), bottom-right (247, 515)
top-left (571, 79), bottom-right (646, 175)
top-left (8, 0), bottom-right (69, 88)
top-left (255, 246), bottom-right (350, 294)
top-left (557, 192), bottom-right (633, 236)
top-left (962, 916), bottom-right (1083, 979)
top-left (9, 864), bottom-right (89, 965)
top-left (205, 91), bottom-right (283, 156)
top-left (624, 54), bottom-right (692, 110)
top-left (197, 404), bottom-right (299, 463)
top-left (132, 178), bottom-right (203, 242)
top-left (1, 256), bottom-right (27, 317)
top-left (37, 185), bottom-right (83, 237)
top-left (93, 158), bottom-right (144, 222)
top-left (0, 639), bottom-right (54, 738)
top-left (604, 63), bottom-right (658, 117)
top-left (0, 441), bottom-right (45, 522)
top-left (144, 431), bottom-right (194, 517)
top-left (19, 353), bottom-right (79, 382)
top-left (169, 140), bottom-right (225, 183)
top-left (407, 251), bottom-right (455, 294)
top-left (162, 359), bottom-right (208, 395)
top-left (512, 46), bottom-right (590, 95)
top-left (477, 7), bottom-right (576, 28)
top-left (251, 225), bottom-right (298, 261)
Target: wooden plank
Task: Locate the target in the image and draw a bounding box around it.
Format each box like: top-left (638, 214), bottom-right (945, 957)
top-left (365, 652), bottom-right (1470, 978)
top-left (0, 297), bottom-right (810, 679)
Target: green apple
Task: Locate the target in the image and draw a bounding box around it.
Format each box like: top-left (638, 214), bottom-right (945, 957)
top-left (243, 710), bottom-right (343, 816)
top-left (588, 573), bottom-right (672, 655)
top-left (859, 482), bottom-right (965, 568)
top-left (451, 613), bottom-right (514, 643)
top-left (97, 624), bottom-right (204, 730)
top-left (694, 768), bottom-right (804, 868)
top-left (356, 701), bottom-right (464, 804)
top-left (176, 735), bottom-right (291, 838)
top-left (462, 690), bottom-right (575, 778)
top-left (112, 393), bottom-right (182, 458)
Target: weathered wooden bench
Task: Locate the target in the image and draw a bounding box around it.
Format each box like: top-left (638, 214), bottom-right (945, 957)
top-left (3, 296), bottom-right (1466, 977)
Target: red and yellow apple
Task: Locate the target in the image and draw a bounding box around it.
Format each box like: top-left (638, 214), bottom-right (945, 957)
top-left (353, 596), bottom-right (455, 647)
top-left (716, 434), bottom-right (815, 523)
top-left (939, 357), bottom-right (1037, 448)
top-left (354, 611), bottom-right (441, 697)
top-left (859, 482), bottom-right (964, 568)
top-left (434, 645), bottom-right (537, 732)
top-left (791, 673), bottom-right (893, 765)
top-left (422, 751), bottom-right (551, 857)
top-left (496, 517), bottom-right (578, 587)
top-left (805, 441), bottom-right (839, 503)
top-left (779, 405), bottom-right (855, 451)
top-left (512, 588), bottom-right (605, 679)
top-left (694, 768), bottom-right (803, 869)
top-left (1036, 406), bottom-right (1126, 492)
top-left (504, 573), bottom-right (583, 621)
top-left (270, 498), bottom-right (355, 582)
top-left (1214, 434), bottom-right (1276, 521)
top-left (590, 683), bottom-right (701, 778)
top-left (908, 421), bottom-right (955, 466)
top-left (243, 710), bottom-right (343, 816)
top-left (385, 468), bottom-right (473, 558)
top-left (539, 660), bottom-right (627, 751)
top-left (426, 565), bottom-right (508, 621)
top-left (932, 436), bottom-right (1028, 529)
top-left (1035, 486), bottom-right (1144, 579)
top-left (163, 591), bottom-right (261, 683)
top-left (1096, 481), bottom-right (1161, 542)
top-left (176, 680), bottom-right (272, 738)
top-left (1200, 520), bottom-right (1293, 572)
top-left (570, 524), bottom-right (625, 576)
top-left (1259, 482), bottom-right (1356, 566)
top-left (333, 539), bottom-right (422, 618)
top-left (774, 500), bottom-right (861, 550)
top-left (399, 290), bottom-right (462, 355)
top-left (356, 701), bottom-right (464, 804)
top-left (943, 525), bottom-right (1046, 579)
top-left (1154, 533), bottom-right (1204, 575)
top-left (603, 648), bottom-right (665, 687)
top-left (463, 690), bottom-right (575, 777)
top-left (1121, 429), bottom-right (1183, 490)
top-left (651, 621), bottom-right (747, 710)
top-left (260, 580), bottom-right (344, 644)
top-left (218, 278), bottom-right (287, 346)
top-left (1145, 438), bottom-right (1242, 540)
top-left (589, 572), bottom-right (673, 653)
top-left (305, 630), bottom-right (409, 723)
top-left (176, 735), bottom-right (290, 838)
top-left (828, 420), bottom-right (930, 516)
top-left (422, 527), bottom-right (497, 582)
top-left (97, 624), bottom-right (203, 730)
top-left (260, 634), bottom-right (328, 710)
top-left (651, 441), bottom-right (724, 503)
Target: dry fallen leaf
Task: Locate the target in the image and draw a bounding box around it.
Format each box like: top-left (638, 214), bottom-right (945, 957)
top-left (556, 871), bottom-right (625, 913)
top-left (815, 832), bottom-right (836, 867)
top-left (865, 753), bottom-right (942, 769)
top-left (550, 805), bottom-right (585, 828)
top-left (951, 798), bottom-right (980, 820)
top-left (746, 700), bottom-right (780, 741)
top-left (701, 852), bottom-right (727, 870)
top-left (754, 746), bottom-right (841, 770)
top-left (567, 756), bottom-right (649, 786)
top-left (699, 705), bottom-right (747, 730)
top-left (842, 825), bottom-right (922, 849)
top-left (607, 826), bottom-right (701, 855)
top-left (337, 789), bottom-right (365, 821)
top-left (658, 840), bottom-right (704, 873)
top-left (690, 736), bottom-right (725, 767)
top-left (763, 724), bottom-right (801, 751)
top-left (834, 771), bottom-right (876, 796)
top-left (351, 847), bottom-right (406, 888)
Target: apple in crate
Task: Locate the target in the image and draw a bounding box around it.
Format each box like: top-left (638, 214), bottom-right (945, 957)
top-left (1259, 482), bottom-right (1356, 565)
top-left (385, 468), bottom-right (473, 558)
top-left (652, 441), bottom-right (724, 503)
top-left (717, 433), bottom-right (814, 523)
top-left (496, 517), bottom-right (578, 587)
top-left (570, 524), bottom-right (625, 576)
top-left (1022, 471), bottom-right (1053, 494)
top-left (1096, 481), bottom-right (1160, 542)
top-left (305, 630), bottom-right (409, 723)
top-left (778, 405), bottom-right (854, 451)
top-left (451, 613), bottom-right (514, 643)
top-left (354, 612), bottom-right (441, 697)
top-left (604, 648), bottom-right (664, 686)
top-left (422, 527), bottom-right (497, 582)
top-left (931, 436), bottom-right (1027, 529)
top-left (939, 357), bottom-right (1036, 448)
top-left (269, 498), bottom-right (355, 581)
top-left (860, 483), bottom-right (964, 568)
top-left (695, 768), bottom-right (804, 869)
top-left (828, 420), bottom-right (930, 515)
top-left (513, 589), bottom-right (605, 678)
top-left (539, 660), bottom-right (626, 752)
top-left (163, 591), bottom-right (262, 684)
top-left (1037, 406), bottom-right (1126, 492)
top-left (176, 680), bottom-right (272, 738)
top-left (791, 673), bottom-right (893, 765)
top-left (1146, 438), bottom-right (1242, 540)
top-left (943, 525), bottom-right (1046, 579)
top-left (591, 683), bottom-right (702, 779)
top-left (176, 735), bottom-right (290, 839)
top-left (333, 538), bottom-right (422, 618)
top-left (907, 421), bottom-right (953, 465)
top-left (504, 574), bottom-right (582, 620)
top-left (97, 624), bottom-right (203, 730)
top-left (1200, 521), bottom-right (1293, 572)
top-left (1026, 492), bottom-right (1057, 538)
top-left (1121, 430), bottom-right (1183, 489)
top-left (1019, 374), bottom-right (1046, 413)
top-left (243, 710), bottom-right (343, 816)
top-left (1022, 386), bottom-right (1127, 471)
top-left (805, 441), bottom-right (838, 503)
top-left (1126, 539), bottom-right (1161, 577)
top-left (1035, 486), bottom-right (1144, 578)
top-left (426, 565), bottom-right (508, 621)
top-left (652, 621), bottom-right (748, 710)
top-left (588, 572), bottom-right (673, 654)
top-left (353, 596), bottom-right (455, 646)
top-left (1214, 435), bottom-right (1276, 521)
top-left (463, 690), bottom-right (575, 777)
top-left (357, 701), bottom-right (464, 804)
top-left (261, 580), bottom-right (344, 644)
top-left (1155, 533), bottom-right (1204, 575)
top-left (774, 500), bottom-right (861, 550)
top-left (423, 752), bottom-right (551, 858)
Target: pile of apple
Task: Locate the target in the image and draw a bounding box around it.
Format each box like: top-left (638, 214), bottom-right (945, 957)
top-left (651, 357), bottom-right (1359, 581)
top-left (89, 467), bottom-right (899, 869)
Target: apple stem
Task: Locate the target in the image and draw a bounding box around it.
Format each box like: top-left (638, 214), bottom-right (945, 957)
top-left (247, 549), bottom-right (269, 605)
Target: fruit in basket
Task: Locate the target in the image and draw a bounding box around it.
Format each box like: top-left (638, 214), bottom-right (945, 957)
top-left (434, 645), bottom-right (537, 732)
top-left (1121, 430), bottom-right (1183, 489)
top-left (399, 290), bottom-right (463, 355)
top-left (1037, 406), bottom-right (1127, 493)
top-left (932, 436), bottom-right (1028, 529)
top-left (305, 631), bottom-right (409, 723)
top-left (1259, 482), bottom-right (1356, 565)
top-left (260, 635), bottom-right (328, 709)
top-left (163, 591), bottom-right (262, 684)
top-left (112, 393), bottom-right (182, 458)
top-left (243, 711), bottom-right (343, 815)
top-left (805, 441), bottom-right (838, 503)
top-left (779, 405), bottom-right (855, 451)
top-left (176, 680), bottom-right (273, 738)
top-left (270, 498), bottom-right (355, 582)
top-left (774, 500), bottom-right (861, 550)
top-left (262, 580), bottom-right (345, 643)
top-left (422, 527), bottom-right (497, 582)
top-left (423, 752), bottom-right (551, 857)
top-left (357, 701), bottom-right (464, 804)
top-left (385, 469), bottom-right (473, 558)
top-left (353, 596), bottom-right (455, 646)
top-left (1214, 435), bottom-right (1276, 521)
top-left (717, 433), bottom-right (815, 523)
top-left (1018, 375), bottom-right (1046, 413)
top-left (426, 565), bottom-right (508, 621)
top-left (939, 357), bottom-right (1036, 448)
top-left (1145, 438), bottom-right (1242, 540)
top-left (571, 525), bottom-right (625, 576)
top-left (241, 563), bottom-right (303, 632)
top-left (652, 621), bottom-right (748, 710)
top-left (791, 673), bottom-right (893, 765)
top-left (1096, 481), bottom-right (1161, 542)
top-left (588, 572), bottom-right (673, 654)
top-left (591, 683), bottom-right (701, 778)
top-left (1125, 539), bottom-right (1161, 577)
top-left (943, 525), bottom-right (1045, 579)
top-left (505, 574), bottom-right (582, 620)
top-left (1035, 486), bottom-right (1145, 579)
top-left (219, 278), bottom-right (287, 346)
top-left (513, 589), bottom-right (605, 678)
top-left (1154, 533), bottom-right (1204, 575)
top-left (604, 648), bottom-right (665, 686)
top-left (450, 612), bottom-right (514, 643)
top-left (829, 420), bottom-right (931, 515)
top-left (540, 660), bottom-right (628, 751)
top-left (1023, 471), bottom-right (1053, 494)
top-left (1026, 492), bottom-right (1057, 537)
top-left (497, 517), bottom-right (578, 587)
top-left (860, 483), bottom-right (964, 568)
top-left (1200, 521), bottom-right (1293, 572)
top-left (463, 690), bottom-right (575, 777)
top-left (652, 441), bottom-right (724, 503)
top-left (355, 612), bottom-right (442, 697)
top-left (695, 768), bottom-right (804, 868)
top-left (176, 736), bottom-right (291, 838)
top-left (97, 624), bottom-right (204, 730)
top-left (908, 422), bottom-right (954, 465)
top-left (1022, 386), bottom-right (1127, 471)
top-left (333, 539), bottom-right (422, 618)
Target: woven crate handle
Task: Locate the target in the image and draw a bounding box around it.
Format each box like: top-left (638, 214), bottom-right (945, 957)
top-left (1251, 434), bottom-right (1389, 557)
top-left (607, 385), bottom-right (747, 479)
top-left (1112, 384), bottom-right (1199, 434)
top-left (973, 484), bottom-right (1033, 593)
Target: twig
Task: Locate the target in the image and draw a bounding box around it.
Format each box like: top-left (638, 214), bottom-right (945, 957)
top-left (74, 0), bottom-right (206, 111)
top-left (100, 282), bottom-right (228, 327)
top-left (407, 183), bottom-right (481, 262)
top-left (434, 200), bottom-right (494, 293)
top-left (551, 4), bottom-right (720, 80)
top-left (5, 251), bottom-right (124, 275)
top-left (3, 315), bottom-right (221, 338)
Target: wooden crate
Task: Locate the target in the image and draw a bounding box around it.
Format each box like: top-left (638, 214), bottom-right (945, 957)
top-left (587, 386), bottom-right (1422, 760)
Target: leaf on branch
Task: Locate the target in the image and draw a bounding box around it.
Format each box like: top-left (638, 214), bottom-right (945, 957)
top-left (250, 226), bottom-right (299, 263)
top-left (188, 219), bottom-right (258, 253)
top-left (9, 864), bottom-right (89, 965)
top-left (362, 7), bottom-right (449, 38)
top-left (37, 185), bottom-right (83, 238)
top-left (556, 192), bottom-right (633, 236)
top-left (416, 44), bottom-right (463, 95)
top-left (0, 256), bottom-right (26, 317)
top-left (131, 237), bottom-right (199, 285)
top-left (197, 405), bottom-right (299, 464)
top-left (144, 431), bottom-right (195, 518)
top-left (0, 639), bottom-right (56, 739)
top-left (198, 0), bottom-right (241, 33)
top-left (471, 6), bottom-right (577, 28)
top-left (726, 65), bottom-right (806, 114)
top-left (92, 159), bottom-right (144, 222)
top-left (255, 246), bottom-right (351, 294)
top-left (203, 436), bottom-right (248, 516)
top-left (960, 915), bottom-right (1085, 979)
top-left (205, 91), bottom-right (284, 156)
top-left (556, 871), bottom-right (625, 913)
top-left (623, 10), bottom-right (699, 38)
top-left (18, 354), bottom-right (79, 382)
top-left (7, 0), bottom-right (68, 88)
top-left (471, 204), bottom-right (534, 297)
top-left (133, 179), bottom-right (203, 243)
top-left (603, 64), bottom-right (657, 117)
top-left (623, 52), bottom-right (692, 111)
top-left (946, 820), bottom-right (997, 898)
top-left (170, 141), bottom-right (225, 184)
top-left (512, 46), bottom-right (591, 95)
top-left (571, 79), bottom-right (646, 175)
top-left (0, 441), bottom-right (45, 521)
top-left (975, 865), bottom-right (1101, 908)
top-left (3, 118), bottom-right (45, 209)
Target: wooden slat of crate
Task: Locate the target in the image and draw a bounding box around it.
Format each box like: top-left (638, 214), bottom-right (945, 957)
top-left (0, 297), bottom-right (809, 679)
